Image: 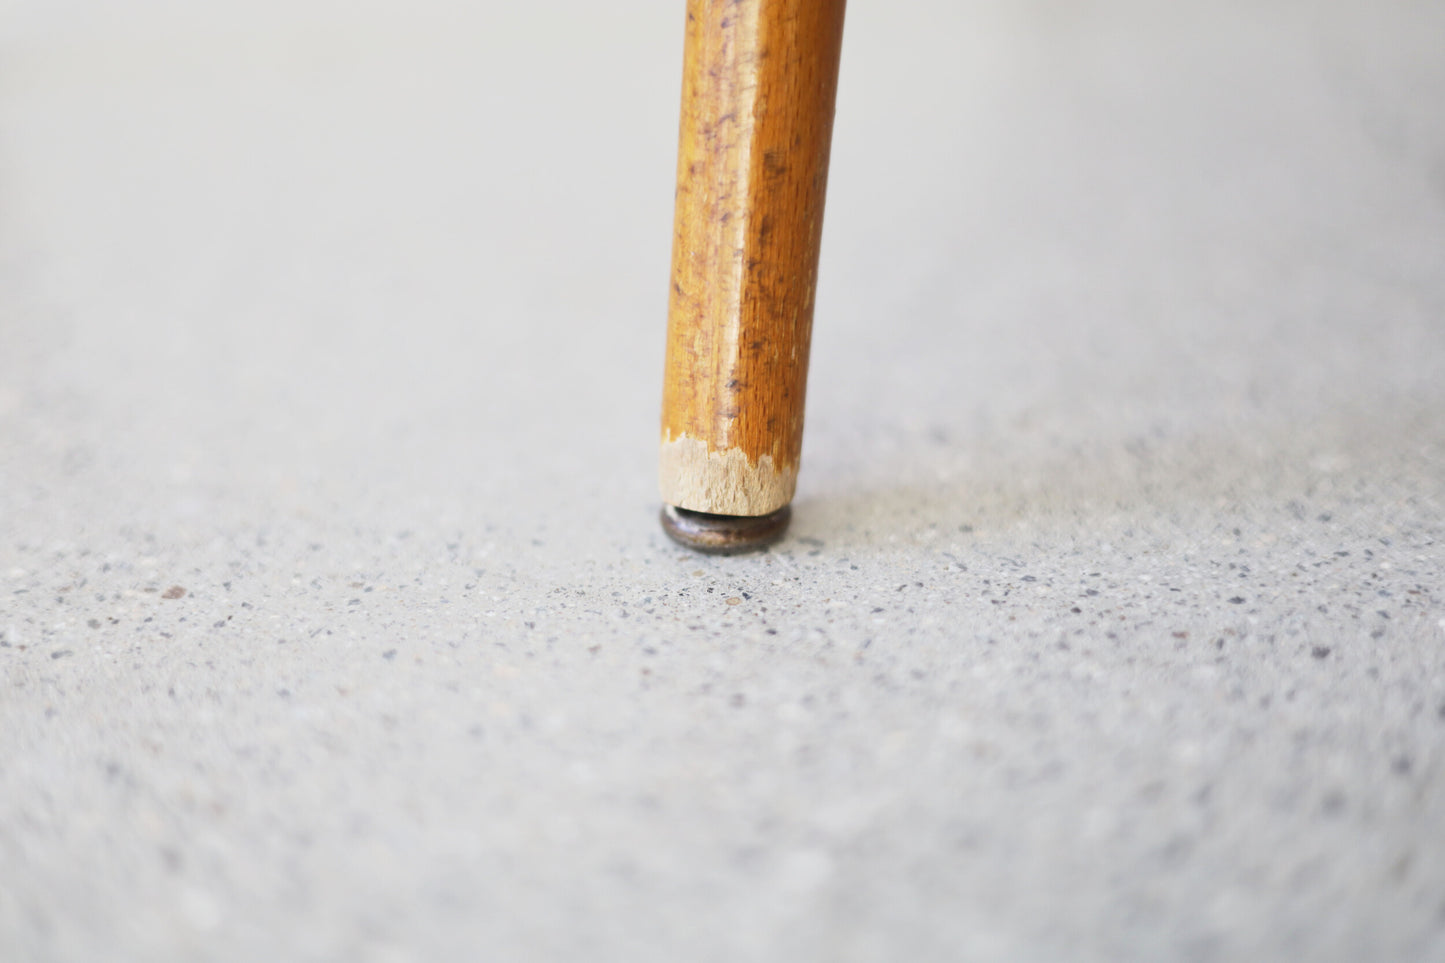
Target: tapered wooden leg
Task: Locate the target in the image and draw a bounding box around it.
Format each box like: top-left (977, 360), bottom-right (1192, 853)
top-left (658, 0), bottom-right (846, 552)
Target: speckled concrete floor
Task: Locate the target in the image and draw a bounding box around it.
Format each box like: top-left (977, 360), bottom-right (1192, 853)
top-left (2, 2), bottom-right (1444, 961)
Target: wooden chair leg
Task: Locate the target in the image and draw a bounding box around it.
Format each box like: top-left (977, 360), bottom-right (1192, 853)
top-left (659, 0), bottom-right (847, 553)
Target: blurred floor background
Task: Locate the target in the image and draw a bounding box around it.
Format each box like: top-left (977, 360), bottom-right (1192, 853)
top-left (2, 1), bottom-right (1443, 960)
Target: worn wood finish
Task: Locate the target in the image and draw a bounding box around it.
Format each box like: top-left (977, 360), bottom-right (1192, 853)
top-left (659, 0), bottom-right (846, 516)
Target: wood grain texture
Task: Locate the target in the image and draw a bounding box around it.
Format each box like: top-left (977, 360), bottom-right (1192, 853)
top-left (659, 0), bottom-right (846, 516)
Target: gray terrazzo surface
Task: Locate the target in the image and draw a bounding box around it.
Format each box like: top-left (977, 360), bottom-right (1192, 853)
top-left (2, 1), bottom-right (1444, 960)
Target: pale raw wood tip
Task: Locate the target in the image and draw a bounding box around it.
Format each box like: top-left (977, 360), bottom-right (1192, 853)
top-left (659, 435), bottom-right (797, 516)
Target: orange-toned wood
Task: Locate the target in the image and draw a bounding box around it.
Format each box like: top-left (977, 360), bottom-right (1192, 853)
top-left (659, 0), bottom-right (846, 516)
